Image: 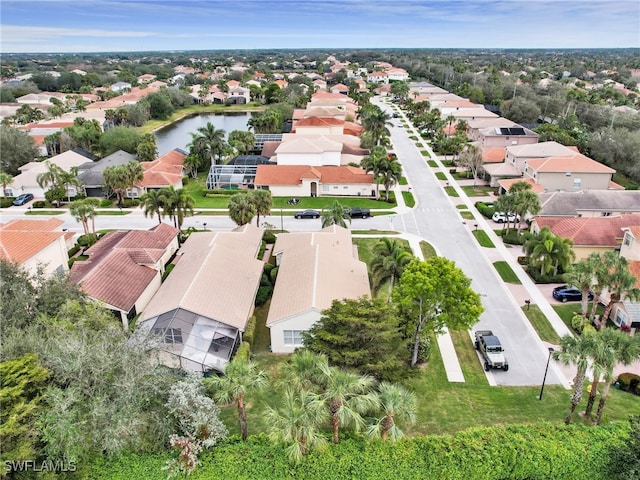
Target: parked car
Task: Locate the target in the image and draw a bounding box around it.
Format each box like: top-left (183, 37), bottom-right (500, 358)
top-left (552, 285), bottom-right (594, 303)
top-left (12, 193), bottom-right (34, 206)
top-left (294, 209), bottom-right (320, 219)
top-left (344, 207), bottom-right (371, 219)
top-left (392, 113), bottom-right (399, 118)
top-left (492, 211), bottom-right (521, 223)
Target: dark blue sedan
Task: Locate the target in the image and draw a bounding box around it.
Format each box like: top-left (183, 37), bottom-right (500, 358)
top-left (552, 285), bottom-right (594, 303)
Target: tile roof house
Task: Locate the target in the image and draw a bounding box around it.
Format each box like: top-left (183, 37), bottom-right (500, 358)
top-left (70, 223), bottom-right (179, 329)
top-left (137, 224), bottom-right (264, 372)
top-left (128, 149), bottom-right (186, 198)
top-left (609, 227), bottom-right (640, 330)
top-left (531, 213), bottom-right (640, 261)
top-left (0, 218), bottom-right (73, 277)
top-left (254, 165), bottom-right (373, 198)
top-left (524, 153), bottom-right (616, 192)
top-left (6, 149), bottom-right (96, 199)
top-left (291, 116), bottom-right (349, 136)
top-left (266, 225), bottom-right (371, 353)
top-left (77, 150), bottom-right (136, 197)
top-left (537, 190), bottom-right (640, 217)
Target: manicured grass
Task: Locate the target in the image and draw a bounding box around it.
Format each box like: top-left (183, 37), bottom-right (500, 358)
top-left (399, 176), bottom-right (408, 185)
top-left (461, 185), bottom-right (496, 197)
top-left (455, 204), bottom-right (466, 209)
top-left (423, 151), bottom-right (433, 158)
top-left (460, 211), bottom-right (474, 220)
top-left (351, 229), bottom-right (399, 235)
top-left (251, 299), bottom-right (272, 354)
top-left (493, 261), bottom-right (521, 284)
top-left (26, 210), bottom-right (65, 215)
top-left (420, 240), bottom-right (437, 259)
top-left (401, 191), bottom-right (415, 207)
top-left (408, 135), bottom-right (418, 140)
top-left (522, 304), bottom-right (562, 345)
top-left (552, 303), bottom-right (604, 334)
top-left (472, 230), bottom-right (495, 248)
top-left (353, 237), bottom-right (412, 268)
top-left (435, 172), bottom-right (447, 180)
top-left (95, 210), bottom-right (129, 216)
top-left (451, 171), bottom-right (473, 180)
top-left (444, 186), bottom-right (459, 197)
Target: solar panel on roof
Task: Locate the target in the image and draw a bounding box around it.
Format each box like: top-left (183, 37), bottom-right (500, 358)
top-left (499, 127), bottom-right (510, 135)
top-left (510, 127), bottom-right (526, 135)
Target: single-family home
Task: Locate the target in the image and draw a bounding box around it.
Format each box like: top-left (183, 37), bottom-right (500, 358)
top-left (137, 74), bottom-right (157, 84)
top-left (70, 223), bottom-right (179, 329)
top-left (0, 218), bottom-right (73, 277)
top-left (523, 153), bottom-right (616, 192)
top-left (609, 227), bottom-right (640, 331)
top-left (126, 149), bottom-right (186, 198)
top-left (267, 225), bottom-right (371, 353)
top-left (136, 224), bottom-right (264, 372)
top-left (537, 190), bottom-right (640, 217)
top-left (110, 82), bottom-right (132, 93)
top-left (367, 71), bottom-right (388, 84)
top-left (77, 150), bottom-right (136, 198)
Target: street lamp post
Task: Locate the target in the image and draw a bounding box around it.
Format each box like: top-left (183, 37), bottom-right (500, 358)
top-left (538, 347), bottom-right (555, 400)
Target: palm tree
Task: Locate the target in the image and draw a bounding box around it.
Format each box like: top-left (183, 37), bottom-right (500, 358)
top-left (163, 187), bottom-right (194, 230)
top-left (189, 122), bottom-right (226, 167)
top-left (124, 161), bottom-right (144, 199)
top-left (359, 105), bottom-right (392, 147)
top-left (103, 165), bottom-right (129, 207)
top-left (366, 382), bottom-right (417, 442)
top-left (36, 161), bottom-right (63, 192)
top-left (493, 193), bottom-right (518, 235)
top-left (322, 368), bottom-right (378, 444)
top-left (139, 189), bottom-right (166, 224)
top-left (69, 199), bottom-right (93, 235)
top-left (0, 171), bottom-right (13, 197)
top-left (250, 190), bottom-right (272, 227)
top-left (598, 251), bottom-right (640, 329)
top-left (583, 327), bottom-right (617, 419)
top-left (321, 200), bottom-right (349, 228)
top-left (278, 350), bottom-right (328, 393)
top-left (228, 193), bottom-right (256, 226)
top-left (552, 331), bottom-right (599, 424)
top-left (594, 330), bottom-right (640, 424)
top-left (205, 357), bottom-right (267, 441)
top-left (378, 155), bottom-right (402, 202)
top-left (370, 238), bottom-right (414, 297)
top-left (265, 387), bottom-right (328, 462)
top-left (183, 153), bottom-right (204, 179)
top-left (523, 227), bottom-right (575, 277)
top-left (564, 257), bottom-right (598, 319)
top-left (360, 146), bottom-right (387, 200)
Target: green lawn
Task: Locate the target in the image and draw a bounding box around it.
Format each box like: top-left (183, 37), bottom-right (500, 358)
top-left (26, 210), bottom-right (65, 215)
top-left (472, 230), bottom-right (495, 248)
top-left (493, 261), bottom-right (521, 284)
top-left (420, 241), bottom-right (437, 259)
top-left (444, 186), bottom-right (459, 197)
top-left (435, 172), bottom-right (447, 180)
top-left (552, 303), bottom-right (604, 334)
top-left (522, 305), bottom-right (562, 344)
top-left (401, 191), bottom-right (415, 207)
top-left (461, 185), bottom-right (496, 197)
top-left (95, 210), bottom-right (130, 216)
top-left (353, 237), bottom-right (411, 268)
top-left (399, 176), bottom-right (408, 185)
top-left (460, 211), bottom-right (474, 220)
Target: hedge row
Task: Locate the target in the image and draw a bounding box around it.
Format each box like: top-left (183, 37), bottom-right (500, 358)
top-left (475, 201), bottom-right (495, 218)
top-left (90, 422), bottom-right (628, 480)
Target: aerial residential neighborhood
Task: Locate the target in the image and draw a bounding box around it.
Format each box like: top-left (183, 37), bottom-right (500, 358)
top-left (1, 1), bottom-right (639, 479)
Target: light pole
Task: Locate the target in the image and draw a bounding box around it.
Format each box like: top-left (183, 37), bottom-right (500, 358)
top-left (538, 347), bottom-right (555, 400)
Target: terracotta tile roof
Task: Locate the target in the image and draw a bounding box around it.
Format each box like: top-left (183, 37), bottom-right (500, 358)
top-left (629, 261), bottom-right (640, 288)
top-left (138, 149), bottom-right (185, 188)
top-left (343, 121), bottom-right (364, 136)
top-left (254, 165), bottom-right (372, 186)
top-left (498, 178), bottom-right (544, 193)
top-left (534, 213), bottom-right (640, 247)
top-left (527, 154), bottom-right (616, 174)
top-left (0, 218), bottom-right (66, 264)
top-left (70, 223), bottom-right (178, 312)
top-left (292, 109), bottom-right (306, 120)
top-left (312, 91), bottom-right (350, 100)
top-left (294, 116), bottom-right (344, 128)
top-left (276, 136), bottom-right (343, 154)
top-left (482, 147), bottom-right (506, 163)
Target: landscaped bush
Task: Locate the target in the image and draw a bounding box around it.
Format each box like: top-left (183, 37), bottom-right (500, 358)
top-left (32, 200), bottom-right (46, 208)
top-left (617, 373), bottom-right (640, 396)
top-left (263, 263), bottom-right (274, 277)
top-left (475, 201), bottom-right (495, 218)
top-left (77, 233), bottom-right (98, 247)
top-left (526, 267), bottom-right (565, 284)
top-left (100, 199), bottom-right (112, 207)
top-left (67, 244), bottom-right (81, 257)
top-left (235, 341), bottom-right (251, 361)
top-left (269, 266), bottom-right (279, 283)
top-left (67, 257), bottom-right (83, 268)
top-left (502, 231), bottom-right (529, 245)
top-left (0, 198), bottom-right (13, 208)
top-left (88, 422), bottom-right (629, 480)
top-left (243, 316), bottom-right (257, 346)
top-left (255, 285), bottom-right (272, 306)
top-left (263, 230), bottom-right (277, 244)
top-left (122, 199), bottom-right (140, 207)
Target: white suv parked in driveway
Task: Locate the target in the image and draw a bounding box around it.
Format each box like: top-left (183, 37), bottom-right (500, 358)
top-left (492, 211), bottom-right (521, 223)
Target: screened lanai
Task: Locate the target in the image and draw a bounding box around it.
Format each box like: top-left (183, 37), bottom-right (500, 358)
top-left (140, 307), bottom-right (238, 372)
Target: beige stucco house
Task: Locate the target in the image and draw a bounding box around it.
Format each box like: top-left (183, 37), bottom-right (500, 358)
top-left (266, 226), bottom-right (371, 353)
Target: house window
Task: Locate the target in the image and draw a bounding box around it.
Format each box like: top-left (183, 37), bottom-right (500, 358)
top-left (624, 233), bottom-right (632, 246)
top-left (565, 172), bottom-right (572, 177)
top-left (573, 178), bottom-right (582, 188)
top-left (126, 189), bottom-right (139, 198)
top-left (333, 186), bottom-right (338, 190)
top-left (283, 330), bottom-right (304, 346)
top-left (602, 212), bottom-right (612, 217)
top-left (615, 310), bottom-right (627, 328)
top-left (343, 186), bottom-right (348, 189)
top-left (5, 189), bottom-right (13, 197)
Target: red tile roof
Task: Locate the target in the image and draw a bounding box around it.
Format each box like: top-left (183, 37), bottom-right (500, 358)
top-left (498, 178), bottom-right (544, 193)
top-left (254, 165), bottom-right (372, 186)
top-left (482, 147), bottom-right (506, 163)
top-left (534, 213), bottom-right (640, 247)
top-left (70, 223), bottom-right (178, 311)
top-left (138, 149), bottom-right (185, 188)
top-left (294, 116), bottom-right (344, 128)
top-left (0, 218), bottom-right (66, 264)
top-left (527, 154), bottom-right (616, 174)
top-left (629, 261), bottom-right (640, 288)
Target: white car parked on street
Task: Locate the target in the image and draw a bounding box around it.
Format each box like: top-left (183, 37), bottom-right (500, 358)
top-left (492, 211), bottom-right (521, 223)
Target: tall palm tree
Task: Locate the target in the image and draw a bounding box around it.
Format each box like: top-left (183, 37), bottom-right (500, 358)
top-left (69, 199), bottom-right (92, 235)
top-left (370, 238), bottom-right (414, 298)
top-left (594, 330), bottom-right (640, 424)
top-left (359, 105), bottom-right (392, 147)
top-left (493, 193), bottom-right (518, 235)
top-left (378, 156), bottom-right (403, 202)
top-left (583, 327), bottom-right (617, 419)
top-left (552, 330), bottom-right (599, 424)
top-left (366, 382), bottom-right (417, 442)
top-left (278, 350), bottom-right (328, 393)
top-left (36, 161), bottom-right (63, 192)
top-left (598, 251), bottom-right (640, 329)
top-left (321, 200), bottom-right (349, 228)
top-left (523, 227), bottom-right (575, 277)
top-left (139, 189), bottom-right (166, 224)
top-left (0, 171), bottom-right (13, 197)
top-left (124, 161), bottom-right (144, 199)
top-left (265, 388), bottom-right (328, 462)
top-left (360, 146), bottom-right (387, 200)
top-left (512, 187), bottom-right (541, 234)
top-left (228, 193), bottom-right (256, 226)
top-left (205, 357), bottom-right (267, 441)
top-left (103, 164), bottom-right (129, 207)
top-left (189, 122), bottom-right (226, 167)
top-left (321, 368), bottom-right (378, 444)
top-left (163, 187), bottom-right (194, 230)
top-left (564, 257), bottom-right (598, 319)
top-left (250, 189), bottom-right (272, 227)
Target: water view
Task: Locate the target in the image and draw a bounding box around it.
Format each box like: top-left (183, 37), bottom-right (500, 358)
top-left (154, 112), bottom-right (252, 155)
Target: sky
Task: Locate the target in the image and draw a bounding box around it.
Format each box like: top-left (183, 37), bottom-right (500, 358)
top-left (1, 0), bottom-right (638, 53)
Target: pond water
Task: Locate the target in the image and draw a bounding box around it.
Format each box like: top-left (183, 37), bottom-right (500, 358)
top-left (154, 112), bottom-right (252, 155)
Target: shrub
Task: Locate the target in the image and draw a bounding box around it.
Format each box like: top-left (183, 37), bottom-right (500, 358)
top-left (77, 233), bottom-right (98, 247)
top-left (263, 230), bottom-right (277, 244)
top-left (449, 168), bottom-right (457, 174)
top-left (243, 316), bottom-right (257, 346)
top-left (235, 341), bottom-right (251, 361)
top-left (475, 201), bottom-right (495, 218)
top-left (0, 198), bottom-right (13, 208)
top-left (122, 199), bottom-right (140, 207)
top-left (68, 257), bottom-right (82, 268)
top-left (100, 199), bottom-right (112, 207)
top-left (260, 273), bottom-right (271, 287)
top-left (502, 231), bottom-right (528, 245)
top-left (182, 176), bottom-right (189, 185)
top-left (526, 267), bottom-right (565, 284)
top-left (255, 285), bottom-right (272, 306)
top-left (269, 266), bottom-right (279, 283)
top-left (67, 244), bottom-right (81, 257)
top-left (263, 263), bottom-right (274, 276)
top-left (618, 373), bottom-right (640, 396)
top-left (32, 200), bottom-right (46, 208)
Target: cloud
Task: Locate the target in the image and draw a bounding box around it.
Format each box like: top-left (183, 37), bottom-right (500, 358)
top-left (1, 25), bottom-right (156, 43)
